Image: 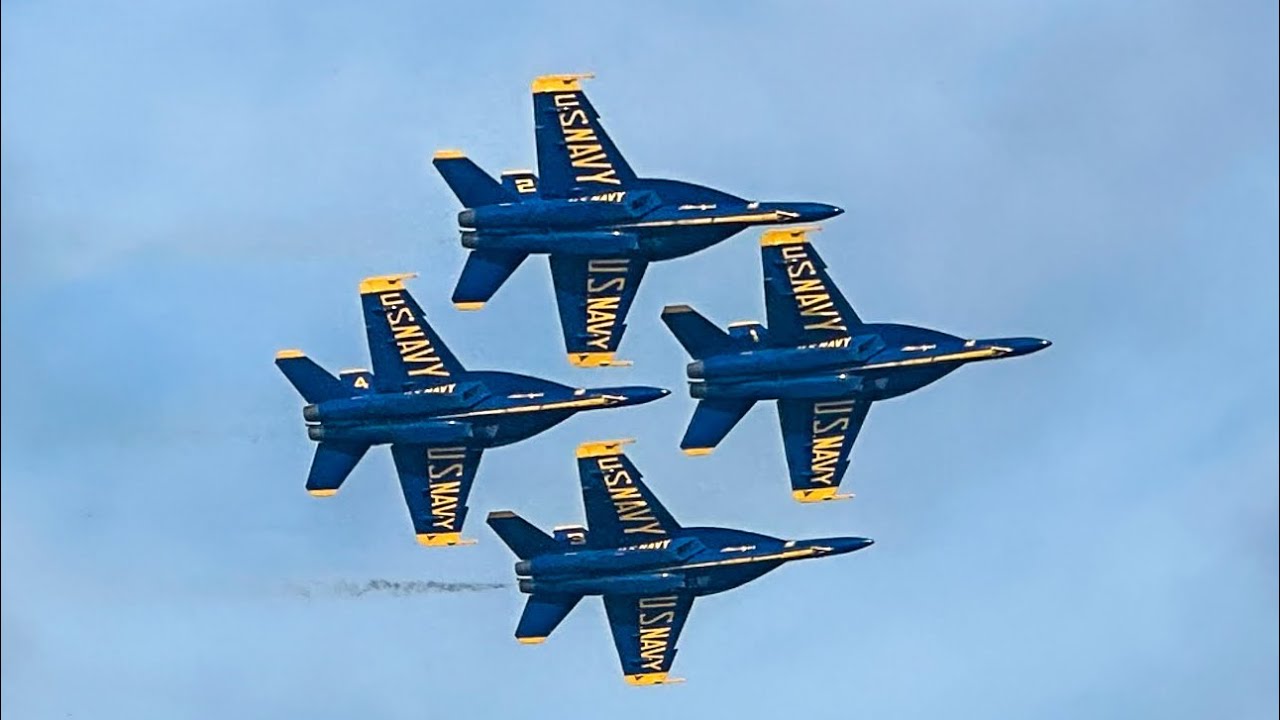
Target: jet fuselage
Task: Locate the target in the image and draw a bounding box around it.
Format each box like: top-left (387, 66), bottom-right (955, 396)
top-left (305, 371), bottom-right (667, 447)
top-left (687, 324), bottom-right (1052, 402)
top-left (514, 527), bottom-right (872, 598)
top-left (458, 179), bottom-right (842, 262)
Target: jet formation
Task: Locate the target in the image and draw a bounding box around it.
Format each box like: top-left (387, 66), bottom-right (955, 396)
top-left (275, 73), bottom-right (1050, 684)
top-left (488, 439), bottom-right (873, 685)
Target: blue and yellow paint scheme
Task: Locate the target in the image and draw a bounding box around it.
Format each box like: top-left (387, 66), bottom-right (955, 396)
top-left (433, 74), bottom-right (843, 367)
top-left (662, 228), bottom-right (1051, 502)
top-left (275, 274), bottom-right (668, 546)
top-left (487, 439), bottom-right (873, 685)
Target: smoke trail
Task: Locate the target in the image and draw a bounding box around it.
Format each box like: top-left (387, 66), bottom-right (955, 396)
top-left (286, 579), bottom-right (507, 599)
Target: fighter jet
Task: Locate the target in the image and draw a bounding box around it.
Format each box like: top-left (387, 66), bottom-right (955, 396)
top-left (662, 227), bottom-right (1051, 503)
top-left (487, 439), bottom-right (873, 685)
top-left (274, 274), bottom-right (669, 546)
top-left (432, 73), bottom-right (843, 368)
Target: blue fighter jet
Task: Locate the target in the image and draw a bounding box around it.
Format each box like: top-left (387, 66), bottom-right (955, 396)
top-left (432, 73), bottom-right (843, 367)
top-left (662, 228), bottom-right (1051, 503)
top-left (487, 439), bottom-right (873, 685)
top-left (275, 274), bottom-right (669, 546)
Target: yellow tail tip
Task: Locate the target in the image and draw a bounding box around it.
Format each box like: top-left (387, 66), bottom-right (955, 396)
top-left (307, 488), bottom-right (338, 498)
top-left (792, 487), bottom-right (853, 503)
top-left (682, 447), bottom-right (714, 457)
top-left (568, 352), bottom-right (632, 368)
top-left (275, 348), bottom-right (305, 360)
top-left (760, 226), bottom-right (820, 247)
top-left (433, 148), bottom-right (465, 160)
top-left (577, 439), bottom-right (635, 459)
top-left (415, 532), bottom-right (475, 547)
top-left (359, 273), bottom-right (418, 294)
top-left (453, 301), bottom-right (485, 311)
top-left (532, 73), bottom-right (595, 93)
top-left (516, 636), bottom-right (547, 645)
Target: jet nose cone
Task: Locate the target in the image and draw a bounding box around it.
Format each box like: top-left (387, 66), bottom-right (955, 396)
top-left (831, 537), bottom-right (875, 554)
top-left (600, 386), bottom-right (670, 407)
top-left (1004, 337), bottom-right (1052, 357)
top-left (804, 536), bottom-right (874, 556)
top-left (788, 202), bottom-right (844, 223)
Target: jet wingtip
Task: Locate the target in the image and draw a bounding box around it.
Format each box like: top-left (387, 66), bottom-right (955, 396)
top-left (516, 636), bottom-right (547, 645)
top-left (275, 348), bottom-right (306, 360)
top-left (453, 301), bottom-right (486, 311)
top-left (531, 73), bottom-right (595, 93)
top-left (416, 532), bottom-right (476, 547)
top-left (568, 352), bottom-right (631, 368)
top-left (682, 447), bottom-right (715, 457)
top-left (760, 226), bottom-right (820, 247)
top-left (306, 488), bottom-right (338, 498)
top-left (433, 148), bottom-right (466, 160)
top-left (624, 673), bottom-right (684, 686)
top-left (792, 488), bottom-right (854, 503)
top-left (359, 273), bottom-right (418, 294)
top-left (577, 438), bottom-right (635, 459)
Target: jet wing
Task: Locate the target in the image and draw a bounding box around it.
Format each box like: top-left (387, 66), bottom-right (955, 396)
top-left (531, 74), bottom-right (638, 198)
top-left (389, 444), bottom-right (483, 546)
top-left (777, 398), bottom-right (872, 502)
top-left (604, 593), bottom-right (694, 685)
top-left (761, 228), bottom-right (862, 346)
top-left (549, 255), bottom-right (648, 367)
top-left (452, 250), bottom-right (528, 310)
top-left (577, 440), bottom-right (680, 547)
top-left (360, 274), bottom-right (467, 391)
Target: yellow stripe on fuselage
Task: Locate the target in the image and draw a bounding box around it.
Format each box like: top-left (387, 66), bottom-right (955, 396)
top-left (674, 547), bottom-right (822, 571)
top-left (857, 348), bottom-right (1002, 371)
top-left (619, 212), bottom-right (786, 229)
top-left (439, 396), bottom-right (611, 420)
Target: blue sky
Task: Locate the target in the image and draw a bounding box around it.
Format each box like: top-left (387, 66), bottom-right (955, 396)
top-left (2, 1), bottom-right (1276, 717)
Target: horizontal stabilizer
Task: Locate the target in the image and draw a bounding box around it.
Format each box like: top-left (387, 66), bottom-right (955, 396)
top-left (432, 150), bottom-right (517, 207)
top-left (660, 305), bottom-right (734, 360)
top-left (515, 593), bottom-right (582, 644)
top-left (306, 441), bottom-right (370, 496)
top-left (452, 250), bottom-right (528, 310)
top-left (275, 350), bottom-right (347, 403)
top-left (487, 511), bottom-right (558, 560)
top-left (680, 398), bottom-right (756, 456)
